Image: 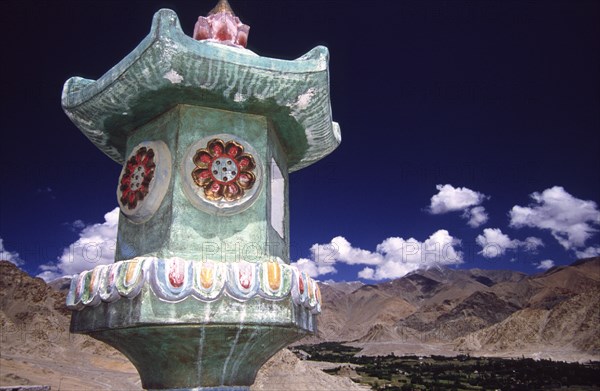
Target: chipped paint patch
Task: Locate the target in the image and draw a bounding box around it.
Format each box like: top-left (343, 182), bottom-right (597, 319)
top-left (163, 70), bottom-right (183, 84)
top-left (296, 88), bottom-right (315, 109)
top-left (233, 92), bottom-right (246, 102)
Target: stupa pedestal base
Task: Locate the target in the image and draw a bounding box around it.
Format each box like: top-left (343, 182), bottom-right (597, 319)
top-left (89, 324), bottom-right (302, 389)
top-left (67, 257), bottom-right (320, 389)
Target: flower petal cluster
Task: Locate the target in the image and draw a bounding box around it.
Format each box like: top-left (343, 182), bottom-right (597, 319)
top-left (119, 147), bottom-right (155, 209)
top-left (192, 139), bottom-right (256, 202)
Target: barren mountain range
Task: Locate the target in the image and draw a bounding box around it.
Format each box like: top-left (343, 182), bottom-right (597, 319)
top-left (0, 258), bottom-right (598, 388)
top-left (311, 257), bottom-right (599, 361)
top-left (0, 261), bottom-right (365, 390)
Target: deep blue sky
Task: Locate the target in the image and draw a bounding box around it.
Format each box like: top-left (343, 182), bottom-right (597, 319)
top-left (1, 0), bottom-right (599, 281)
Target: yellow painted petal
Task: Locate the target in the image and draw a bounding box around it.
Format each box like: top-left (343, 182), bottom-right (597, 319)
top-left (200, 265), bottom-right (214, 289)
top-left (267, 262), bottom-right (281, 291)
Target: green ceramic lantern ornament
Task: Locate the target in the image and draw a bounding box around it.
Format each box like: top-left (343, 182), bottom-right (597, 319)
top-left (63, 1), bottom-right (340, 389)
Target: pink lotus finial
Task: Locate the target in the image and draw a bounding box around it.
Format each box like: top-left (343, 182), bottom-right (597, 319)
top-left (193, 0), bottom-right (250, 48)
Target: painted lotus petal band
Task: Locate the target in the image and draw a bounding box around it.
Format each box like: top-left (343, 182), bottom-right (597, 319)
top-left (66, 258), bottom-right (321, 314)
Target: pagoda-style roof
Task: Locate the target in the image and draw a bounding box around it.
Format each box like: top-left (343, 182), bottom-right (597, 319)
top-left (62, 9), bottom-right (340, 172)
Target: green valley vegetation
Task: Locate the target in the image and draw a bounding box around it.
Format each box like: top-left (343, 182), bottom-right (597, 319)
top-left (292, 342), bottom-right (600, 391)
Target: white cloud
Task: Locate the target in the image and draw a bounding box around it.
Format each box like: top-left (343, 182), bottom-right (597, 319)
top-left (296, 230), bottom-right (463, 281)
top-left (0, 238), bottom-right (24, 266)
top-left (509, 186), bottom-right (600, 250)
top-left (463, 206), bottom-right (489, 228)
top-left (358, 267), bottom-right (375, 279)
top-left (429, 184), bottom-right (487, 214)
top-left (71, 219), bottom-right (86, 230)
top-left (476, 228), bottom-right (543, 258)
top-left (291, 257), bottom-right (337, 278)
top-left (575, 246), bottom-right (600, 259)
top-left (312, 236), bottom-right (382, 266)
top-left (429, 184), bottom-right (489, 227)
top-left (523, 237), bottom-right (544, 252)
top-left (536, 259), bottom-right (555, 270)
top-left (37, 208), bottom-right (119, 281)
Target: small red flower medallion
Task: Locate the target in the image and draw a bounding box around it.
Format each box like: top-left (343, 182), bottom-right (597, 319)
top-left (119, 147), bottom-right (156, 209)
top-left (191, 139), bottom-right (257, 202)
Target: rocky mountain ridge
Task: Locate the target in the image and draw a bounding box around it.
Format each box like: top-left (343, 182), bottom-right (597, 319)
top-left (1, 257), bottom-right (597, 389)
top-left (313, 257), bottom-right (600, 361)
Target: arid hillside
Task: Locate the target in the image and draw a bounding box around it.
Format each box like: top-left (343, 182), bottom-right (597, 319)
top-left (0, 261), bottom-right (366, 390)
top-left (312, 257), bottom-right (600, 361)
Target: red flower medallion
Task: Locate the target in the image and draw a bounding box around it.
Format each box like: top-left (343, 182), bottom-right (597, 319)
top-left (192, 139), bottom-right (256, 202)
top-left (119, 147), bottom-right (156, 209)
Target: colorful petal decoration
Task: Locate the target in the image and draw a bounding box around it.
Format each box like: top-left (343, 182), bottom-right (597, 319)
top-left (119, 147), bottom-right (156, 210)
top-left (191, 138), bottom-right (258, 202)
top-left (183, 135), bottom-right (262, 216)
top-left (66, 276), bottom-right (82, 310)
top-left (81, 267), bottom-right (102, 307)
top-left (259, 260), bottom-right (292, 299)
top-left (226, 261), bottom-right (259, 301)
top-left (98, 263), bottom-right (120, 303)
top-left (291, 268), bottom-right (308, 306)
top-left (150, 258), bottom-right (193, 302)
top-left (192, 261), bottom-right (227, 301)
top-left (117, 140), bottom-right (172, 223)
top-left (66, 258), bottom-right (321, 314)
top-left (115, 259), bottom-right (146, 298)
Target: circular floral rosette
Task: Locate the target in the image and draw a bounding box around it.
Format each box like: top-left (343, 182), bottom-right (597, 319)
top-left (117, 141), bottom-right (171, 223)
top-left (182, 135), bottom-right (262, 215)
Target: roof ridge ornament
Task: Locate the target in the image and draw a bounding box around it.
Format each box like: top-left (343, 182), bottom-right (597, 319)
top-left (194, 0), bottom-right (250, 48)
top-left (208, 0), bottom-right (234, 16)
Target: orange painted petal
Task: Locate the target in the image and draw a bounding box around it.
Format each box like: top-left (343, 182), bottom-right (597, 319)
top-left (125, 261), bottom-right (139, 285)
top-left (200, 266), bottom-right (214, 289)
top-left (267, 262), bottom-right (281, 291)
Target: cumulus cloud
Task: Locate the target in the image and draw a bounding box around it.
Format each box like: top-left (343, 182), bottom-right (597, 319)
top-left (429, 184), bottom-right (489, 227)
top-left (0, 238), bottom-right (24, 266)
top-left (509, 186), bottom-right (600, 251)
top-left (37, 208), bottom-right (119, 281)
top-left (575, 246), bottom-right (600, 259)
top-left (293, 230), bottom-right (463, 281)
top-left (292, 258), bottom-right (337, 278)
top-left (476, 228), bottom-right (543, 258)
top-left (535, 259), bottom-right (555, 270)
top-left (463, 206), bottom-right (489, 228)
